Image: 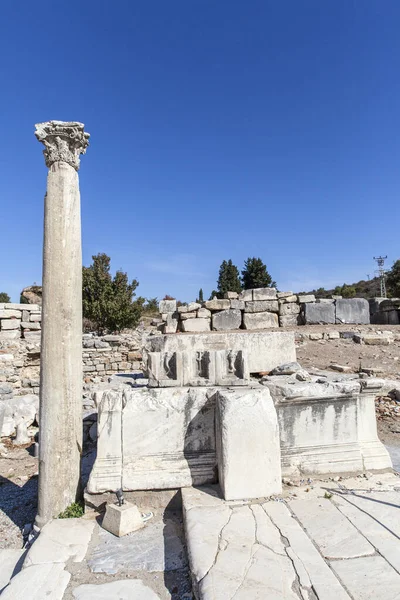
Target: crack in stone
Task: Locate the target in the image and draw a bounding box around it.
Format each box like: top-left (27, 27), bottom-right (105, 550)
top-left (230, 508), bottom-right (258, 600)
top-left (197, 506), bottom-right (233, 587)
top-left (249, 505), bottom-right (284, 556)
top-left (263, 503), bottom-right (317, 600)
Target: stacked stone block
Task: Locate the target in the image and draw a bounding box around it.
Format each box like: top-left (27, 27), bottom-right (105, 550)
top-left (0, 303), bottom-right (42, 340)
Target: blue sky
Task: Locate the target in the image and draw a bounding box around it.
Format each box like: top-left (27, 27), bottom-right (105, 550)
top-left (1, 1), bottom-right (399, 302)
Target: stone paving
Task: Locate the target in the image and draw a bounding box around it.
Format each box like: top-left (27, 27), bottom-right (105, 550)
top-left (182, 473), bottom-right (400, 600)
top-left (1, 473), bottom-right (400, 599)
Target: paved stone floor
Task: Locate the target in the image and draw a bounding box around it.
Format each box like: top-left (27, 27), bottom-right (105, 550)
top-left (183, 473), bottom-right (400, 600)
top-left (2, 473), bottom-right (400, 599)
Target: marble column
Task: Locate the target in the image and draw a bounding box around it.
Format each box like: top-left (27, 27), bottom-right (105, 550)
top-left (35, 121), bottom-right (90, 527)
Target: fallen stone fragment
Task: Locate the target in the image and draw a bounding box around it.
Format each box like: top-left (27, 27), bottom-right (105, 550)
top-left (330, 363), bottom-right (353, 373)
top-left (101, 502), bottom-right (144, 537)
top-left (270, 362), bottom-right (303, 376)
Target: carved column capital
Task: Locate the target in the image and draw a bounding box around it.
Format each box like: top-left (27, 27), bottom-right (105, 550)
top-left (35, 120), bottom-right (90, 170)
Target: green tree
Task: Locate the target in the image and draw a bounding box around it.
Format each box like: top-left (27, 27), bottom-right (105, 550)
top-left (341, 283), bottom-right (356, 298)
top-left (217, 260), bottom-right (242, 296)
top-left (82, 253), bottom-right (142, 333)
top-left (387, 259), bottom-right (400, 297)
top-left (315, 287), bottom-right (327, 298)
top-left (209, 289), bottom-right (219, 300)
top-left (198, 288), bottom-right (204, 303)
top-left (241, 257), bottom-right (276, 289)
top-left (0, 292), bottom-right (11, 303)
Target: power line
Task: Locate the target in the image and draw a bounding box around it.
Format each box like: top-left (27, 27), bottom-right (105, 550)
top-left (373, 256), bottom-right (387, 297)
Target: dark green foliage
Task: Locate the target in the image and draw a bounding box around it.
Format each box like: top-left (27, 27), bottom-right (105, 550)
top-left (19, 295), bottom-right (30, 304)
top-left (241, 257), bottom-right (276, 290)
top-left (198, 288), bottom-right (204, 303)
top-left (0, 292), bottom-right (11, 303)
top-left (387, 260), bottom-right (400, 297)
top-left (143, 297), bottom-right (159, 313)
top-left (209, 290), bottom-right (220, 300)
top-left (217, 260), bottom-right (242, 296)
top-left (82, 253), bottom-right (142, 333)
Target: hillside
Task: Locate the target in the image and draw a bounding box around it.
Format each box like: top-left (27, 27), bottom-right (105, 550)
top-left (303, 276), bottom-right (382, 299)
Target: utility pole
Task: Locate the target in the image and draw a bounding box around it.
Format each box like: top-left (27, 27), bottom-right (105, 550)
top-left (373, 256), bottom-right (387, 297)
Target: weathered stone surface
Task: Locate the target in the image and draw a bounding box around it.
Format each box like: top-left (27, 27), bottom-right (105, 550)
top-left (88, 387), bottom-right (217, 493)
top-left (180, 311), bottom-right (198, 320)
top-left (223, 291), bottom-right (238, 299)
top-left (20, 321), bottom-right (41, 330)
top-left (0, 563), bottom-right (70, 600)
top-left (88, 514), bottom-right (186, 574)
top-left (279, 302), bottom-right (300, 316)
top-left (0, 330), bottom-right (20, 340)
top-left (188, 302), bottom-right (201, 311)
top-left (216, 387), bottom-right (282, 500)
top-left (270, 362), bottom-right (303, 375)
top-left (302, 302), bottom-right (335, 324)
top-left (279, 315), bottom-right (299, 326)
top-left (230, 299), bottom-right (245, 310)
top-left (146, 330), bottom-right (296, 374)
top-left (253, 287), bottom-right (277, 300)
top-left (24, 518), bottom-right (95, 567)
top-left (4, 303), bottom-right (40, 311)
top-left (277, 291), bottom-right (293, 299)
top-left (177, 305), bottom-right (188, 313)
top-left (163, 313), bottom-right (178, 333)
top-left (244, 300), bottom-right (279, 313)
top-left (279, 294), bottom-right (298, 303)
top-left (0, 549), bottom-right (25, 593)
top-left (298, 294), bottom-right (316, 303)
top-left (264, 502), bottom-right (351, 600)
top-left (1, 319), bottom-right (21, 330)
top-left (212, 309), bottom-right (241, 331)
top-left (181, 318), bottom-right (210, 332)
top-left (331, 556), bottom-right (400, 600)
top-left (317, 298), bottom-right (335, 304)
top-left (204, 299), bottom-right (230, 311)
top-left (159, 299), bottom-right (176, 314)
top-left (336, 298), bottom-right (370, 324)
top-left (238, 289), bottom-right (253, 301)
top-left (289, 499), bottom-right (374, 559)
top-left (242, 311), bottom-right (279, 329)
top-left (197, 307), bottom-right (211, 318)
top-left (73, 580), bottom-right (161, 600)
top-left (0, 310), bottom-right (21, 319)
top-left (1, 394), bottom-right (39, 437)
top-left (0, 354), bottom-right (14, 362)
top-left (101, 502), bottom-right (144, 537)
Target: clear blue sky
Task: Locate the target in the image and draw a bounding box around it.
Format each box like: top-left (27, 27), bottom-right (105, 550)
top-left (1, 1), bottom-right (399, 302)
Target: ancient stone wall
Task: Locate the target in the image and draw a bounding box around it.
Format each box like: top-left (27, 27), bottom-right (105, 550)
top-left (0, 303), bottom-right (42, 340)
top-left (0, 332), bottom-right (143, 399)
top-left (158, 290), bottom-right (372, 333)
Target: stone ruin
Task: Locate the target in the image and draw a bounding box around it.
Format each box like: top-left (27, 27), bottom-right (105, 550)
top-left (87, 328), bottom-right (392, 504)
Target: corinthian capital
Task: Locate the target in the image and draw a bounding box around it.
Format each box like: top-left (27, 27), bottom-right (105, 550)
top-left (35, 121), bottom-right (90, 170)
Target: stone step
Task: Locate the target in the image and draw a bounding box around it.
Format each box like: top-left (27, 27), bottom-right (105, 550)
top-left (0, 549), bottom-right (26, 593)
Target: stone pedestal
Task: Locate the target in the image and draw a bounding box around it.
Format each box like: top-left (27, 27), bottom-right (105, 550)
top-left (35, 121), bottom-right (90, 527)
top-left (216, 387), bottom-right (282, 500)
top-left (102, 502), bottom-right (144, 537)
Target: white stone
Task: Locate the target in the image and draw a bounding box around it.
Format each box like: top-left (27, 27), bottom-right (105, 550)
top-left (159, 299), bottom-right (177, 313)
top-left (145, 330), bottom-right (296, 374)
top-left (163, 312), bottom-right (178, 333)
top-left (289, 498), bottom-right (374, 559)
top-left (212, 309), bottom-right (242, 331)
top-left (0, 310), bottom-right (21, 318)
top-left (298, 294), bottom-right (316, 303)
top-left (1, 394), bottom-right (39, 437)
top-left (20, 321), bottom-right (41, 330)
top-left (197, 307), bottom-right (211, 318)
top-left (181, 318), bottom-right (210, 332)
top-left (216, 387), bottom-right (282, 500)
top-left (0, 330), bottom-right (20, 340)
top-left (0, 563), bottom-right (70, 600)
top-left (277, 291), bottom-right (293, 299)
top-left (36, 121), bottom-right (88, 528)
top-left (1, 319), bottom-right (21, 330)
top-left (29, 313), bottom-right (42, 322)
top-left (73, 580), bottom-right (161, 600)
top-left (244, 300), bottom-right (279, 313)
top-left (242, 311), bottom-right (279, 329)
top-left (88, 387), bottom-right (217, 493)
top-left (279, 302), bottom-right (300, 316)
top-left (238, 289), bottom-right (253, 301)
top-left (280, 294), bottom-right (298, 303)
top-left (101, 502), bottom-right (144, 537)
top-left (14, 422), bottom-right (31, 445)
top-left (279, 315), bottom-right (299, 326)
top-left (230, 299), bottom-right (245, 310)
top-left (264, 502), bottom-right (351, 600)
top-left (4, 303), bottom-right (40, 311)
top-left (188, 301), bottom-right (201, 311)
top-left (24, 518), bottom-right (95, 567)
top-left (331, 555), bottom-right (400, 599)
top-left (223, 291), bottom-right (238, 299)
top-left (0, 354), bottom-right (14, 362)
top-left (204, 299), bottom-right (231, 311)
top-left (0, 549), bottom-right (25, 593)
top-left (252, 287), bottom-right (277, 300)
top-left (180, 311), bottom-right (198, 320)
